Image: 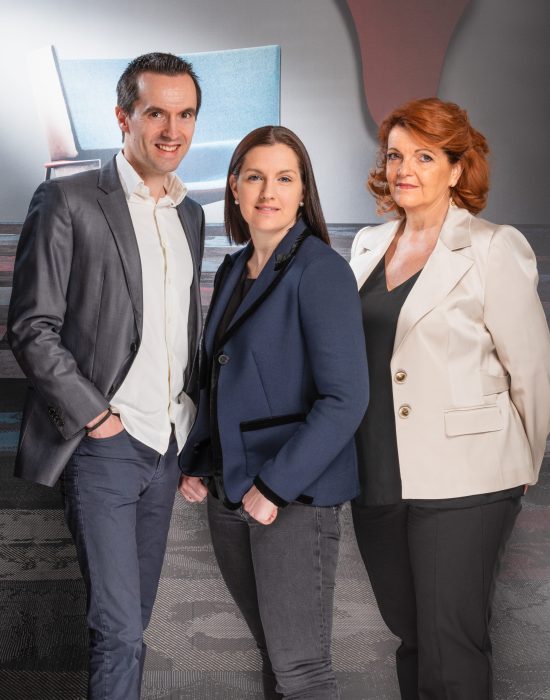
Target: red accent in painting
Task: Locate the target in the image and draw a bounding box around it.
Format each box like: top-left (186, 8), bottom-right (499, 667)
top-left (345, 0), bottom-right (471, 125)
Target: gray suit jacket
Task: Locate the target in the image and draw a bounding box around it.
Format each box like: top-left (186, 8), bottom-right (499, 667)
top-left (8, 157), bottom-right (205, 487)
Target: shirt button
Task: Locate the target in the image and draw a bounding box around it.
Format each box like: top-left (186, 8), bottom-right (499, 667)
top-left (218, 353), bottom-right (230, 366)
top-left (394, 370), bottom-right (407, 384)
top-left (398, 404), bottom-right (411, 419)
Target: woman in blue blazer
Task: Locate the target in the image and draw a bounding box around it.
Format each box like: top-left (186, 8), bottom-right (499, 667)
top-left (179, 126), bottom-right (368, 699)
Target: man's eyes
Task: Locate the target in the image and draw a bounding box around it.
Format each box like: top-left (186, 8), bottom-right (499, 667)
top-left (147, 111), bottom-right (195, 119)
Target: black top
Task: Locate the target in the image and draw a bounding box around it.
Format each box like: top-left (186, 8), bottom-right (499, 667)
top-left (354, 257), bottom-right (522, 509)
top-left (354, 258), bottom-right (420, 506)
top-left (213, 268), bottom-right (255, 352)
top-left (209, 267), bottom-right (255, 505)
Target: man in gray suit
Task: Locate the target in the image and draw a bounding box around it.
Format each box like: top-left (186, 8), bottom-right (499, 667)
top-left (8, 53), bottom-right (205, 699)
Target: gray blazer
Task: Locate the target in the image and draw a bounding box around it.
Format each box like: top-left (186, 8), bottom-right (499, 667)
top-left (8, 157), bottom-right (205, 487)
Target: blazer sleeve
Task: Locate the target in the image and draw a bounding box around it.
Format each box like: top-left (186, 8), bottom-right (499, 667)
top-left (7, 181), bottom-right (109, 439)
top-left (254, 253), bottom-right (369, 504)
top-left (484, 225), bottom-right (550, 480)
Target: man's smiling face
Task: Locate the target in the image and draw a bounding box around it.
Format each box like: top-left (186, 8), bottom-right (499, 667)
top-left (115, 71), bottom-right (197, 190)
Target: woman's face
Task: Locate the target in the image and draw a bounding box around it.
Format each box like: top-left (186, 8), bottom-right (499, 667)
top-left (230, 143), bottom-right (304, 241)
top-left (385, 126), bottom-right (462, 216)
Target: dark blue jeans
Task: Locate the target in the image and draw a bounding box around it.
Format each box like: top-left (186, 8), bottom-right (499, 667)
top-left (207, 493), bottom-right (341, 700)
top-left (62, 429), bottom-right (180, 700)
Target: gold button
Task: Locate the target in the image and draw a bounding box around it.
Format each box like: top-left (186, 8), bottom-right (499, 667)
top-left (394, 370), bottom-right (407, 384)
top-left (398, 404), bottom-right (411, 419)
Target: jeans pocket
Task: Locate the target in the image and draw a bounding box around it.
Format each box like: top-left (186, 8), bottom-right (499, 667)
top-left (84, 429), bottom-right (127, 443)
top-left (77, 429), bottom-right (129, 459)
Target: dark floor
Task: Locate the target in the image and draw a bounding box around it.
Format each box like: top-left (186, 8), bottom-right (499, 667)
top-left (0, 224), bottom-right (549, 699)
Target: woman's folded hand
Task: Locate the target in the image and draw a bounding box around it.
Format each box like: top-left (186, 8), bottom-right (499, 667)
top-left (242, 485), bottom-right (278, 525)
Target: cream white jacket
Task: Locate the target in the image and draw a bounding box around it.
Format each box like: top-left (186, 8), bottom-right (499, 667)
top-left (350, 206), bottom-right (550, 499)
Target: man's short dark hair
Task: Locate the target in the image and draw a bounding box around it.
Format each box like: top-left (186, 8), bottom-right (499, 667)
top-left (116, 52), bottom-right (202, 116)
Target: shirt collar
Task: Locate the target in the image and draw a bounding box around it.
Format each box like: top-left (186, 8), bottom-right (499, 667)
top-left (116, 151), bottom-right (187, 206)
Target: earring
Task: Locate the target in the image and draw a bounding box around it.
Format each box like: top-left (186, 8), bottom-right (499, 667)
top-left (299, 201), bottom-right (304, 207)
top-left (449, 188), bottom-right (457, 207)
top-left (234, 199), bottom-right (239, 205)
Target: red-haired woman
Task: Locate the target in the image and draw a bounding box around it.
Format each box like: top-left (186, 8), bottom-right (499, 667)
top-left (350, 98), bottom-right (550, 699)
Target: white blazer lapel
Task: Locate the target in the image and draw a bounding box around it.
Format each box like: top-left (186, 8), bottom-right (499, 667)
top-left (349, 219), bottom-right (400, 289)
top-left (393, 207), bottom-right (474, 353)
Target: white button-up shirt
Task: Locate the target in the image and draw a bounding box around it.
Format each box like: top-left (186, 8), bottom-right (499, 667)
top-left (111, 151), bottom-right (195, 454)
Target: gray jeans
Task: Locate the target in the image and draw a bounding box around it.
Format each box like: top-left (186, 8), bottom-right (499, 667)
top-left (207, 493), bottom-right (341, 700)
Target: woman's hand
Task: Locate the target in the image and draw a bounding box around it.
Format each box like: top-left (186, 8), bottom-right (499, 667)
top-left (242, 485), bottom-right (278, 525)
top-left (179, 475), bottom-right (208, 503)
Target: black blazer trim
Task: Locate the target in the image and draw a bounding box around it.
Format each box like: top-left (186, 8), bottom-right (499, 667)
top-left (240, 413), bottom-right (306, 432)
top-left (217, 230), bottom-right (311, 347)
top-left (199, 254), bottom-right (234, 390)
top-left (254, 475), bottom-right (289, 507)
top-left (204, 253), bottom-right (235, 331)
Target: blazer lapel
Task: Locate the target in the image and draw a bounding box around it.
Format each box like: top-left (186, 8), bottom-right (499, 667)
top-left (393, 206), bottom-right (474, 353)
top-left (97, 159), bottom-right (143, 338)
top-left (204, 247), bottom-right (249, 354)
top-left (177, 201), bottom-right (201, 286)
top-left (220, 219), bottom-right (309, 344)
top-left (349, 219), bottom-right (400, 289)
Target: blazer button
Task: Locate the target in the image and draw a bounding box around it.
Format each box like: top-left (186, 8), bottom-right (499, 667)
top-left (217, 354), bottom-right (230, 366)
top-left (398, 404), bottom-right (411, 419)
top-left (394, 370), bottom-right (407, 384)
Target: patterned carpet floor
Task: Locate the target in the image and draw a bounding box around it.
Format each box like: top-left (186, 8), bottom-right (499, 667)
top-left (0, 224), bottom-right (549, 699)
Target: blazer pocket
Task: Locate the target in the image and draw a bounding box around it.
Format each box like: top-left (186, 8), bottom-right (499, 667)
top-left (240, 413), bottom-right (305, 477)
top-left (444, 405), bottom-right (503, 437)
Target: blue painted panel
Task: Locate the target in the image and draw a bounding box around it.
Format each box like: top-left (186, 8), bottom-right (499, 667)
top-left (58, 46), bottom-right (280, 153)
top-left (0, 431), bottom-right (19, 451)
top-left (0, 412), bottom-right (22, 424)
top-left (57, 58), bottom-right (127, 151)
top-left (0, 413), bottom-right (22, 451)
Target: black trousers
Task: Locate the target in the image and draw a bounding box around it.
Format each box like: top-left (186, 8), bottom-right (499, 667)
top-left (352, 497), bottom-right (521, 700)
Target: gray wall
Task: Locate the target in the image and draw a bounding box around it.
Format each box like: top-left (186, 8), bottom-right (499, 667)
top-left (0, 0), bottom-right (548, 224)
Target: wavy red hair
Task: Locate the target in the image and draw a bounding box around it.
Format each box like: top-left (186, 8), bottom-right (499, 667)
top-left (368, 98), bottom-right (490, 216)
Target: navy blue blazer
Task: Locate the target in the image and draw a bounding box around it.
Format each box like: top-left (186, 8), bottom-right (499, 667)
top-left (179, 219), bottom-right (369, 506)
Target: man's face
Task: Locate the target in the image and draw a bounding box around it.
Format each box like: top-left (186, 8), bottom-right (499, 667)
top-left (115, 71), bottom-right (197, 187)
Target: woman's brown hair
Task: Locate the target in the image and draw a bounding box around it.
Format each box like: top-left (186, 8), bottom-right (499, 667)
top-left (224, 126), bottom-right (330, 245)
